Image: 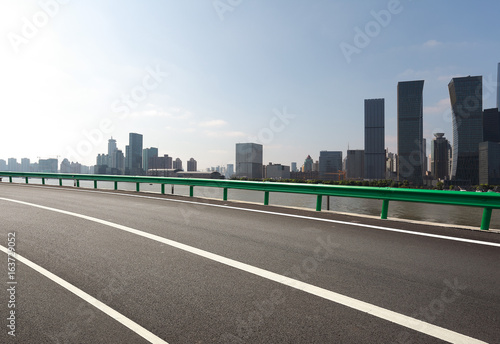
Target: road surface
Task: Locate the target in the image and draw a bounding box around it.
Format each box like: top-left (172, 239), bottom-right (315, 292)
top-left (1, 182), bottom-right (499, 343)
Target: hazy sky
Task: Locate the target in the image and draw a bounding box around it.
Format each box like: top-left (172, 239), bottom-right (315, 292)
top-left (1, 0), bottom-right (499, 170)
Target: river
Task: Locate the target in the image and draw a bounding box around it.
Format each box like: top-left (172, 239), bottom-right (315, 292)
top-left (5, 178), bottom-right (500, 229)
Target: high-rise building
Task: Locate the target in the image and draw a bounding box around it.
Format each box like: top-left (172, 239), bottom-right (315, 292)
top-left (115, 150), bottom-right (125, 174)
top-left (235, 143), bottom-right (263, 179)
top-left (96, 154), bottom-right (109, 166)
top-left (142, 147), bottom-right (158, 172)
top-left (346, 150), bottom-right (364, 180)
top-left (483, 108), bottom-right (500, 142)
top-left (303, 155), bottom-right (314, 172)
top-left (313, 160), bottom-right (319, 172)
top-left (265, 163), bottom-right (290, 180)
top-left (226, 164), bottom-right (234, 178)
top-left (125, 145), bottom-right (130, 171)
top-left (291, 162), bottom-right (297, 172)
top-left (60, 158), bottom-right (71, 173)
top-left (397, 80), bottom-right (424, 185)
top-left (449, 76), bottom-right (483, 185)
top-left (319, 151), bottom-right (343, 180)
top-left (39, 158), bottom-right (58, 173)
top-left (386, 152), bottom-right (397, 179)
top-left (423, 138), bottom-right (428, 174)
top-left (8, 158), bottom-right (18, 172)
top-left (149, 155), bottom-right (172, 170)
top-left (364, 99), bottom-right (385, 180)
top-left (126, 133), bottom-right (143, 175)
top-left (108, 137), bottom-right (117, 156)
top-left (108, 137), bottom-right (117, 168)
top-left (479, 141), bottom-right (500, 185)
top-left (0, 159), bottom-right (7, 171)
top-left (173, 158), bottom-right (182, 170)
top-left (187, 158), bottom-right (197, 172)
top-left (430, 133), bottom-right (450, 180)
top-left (21, 158), bottom-right (30, 172)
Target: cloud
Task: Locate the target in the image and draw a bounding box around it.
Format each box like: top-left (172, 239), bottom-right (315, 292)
top-left (198, 119), bottom-right (228, 127)
top-left (423, 39), bottom-right (442, 48)
top-left (424, 98), bottom-right (450, 115)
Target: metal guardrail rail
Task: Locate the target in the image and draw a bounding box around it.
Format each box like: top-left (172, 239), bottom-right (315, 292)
top-left (1, 171), bottom-right (499, 230)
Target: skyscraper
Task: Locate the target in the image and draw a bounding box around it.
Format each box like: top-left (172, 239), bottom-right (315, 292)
top-left (364, 99), bottom-right (385, 180)
top-left (303, 155), bottom-right (314, 172)
top-left (108, 137), bottom-right (117, 156)
top-left (108, 137), bottom-right (117, 169)
top-left (346, 150), bottom-right (364, 180)
top-left (126, 133), bottom-right (143, 175)
top-left (479, 141), bottom-right (500, 185)
top-left (319, 151), bottom-right (342, 180)
top-left (235, 143), bottom-right (263, 179)
top-left (21, 158), bottom-right (30, 172)
top-left (448, 76), bottom-right (483, 185)
top-left (142, 147), bottom-right (158, 172)
top-left (483, 108), bottom-right (500, 142)
top-left (430, 133), bottom-right (450, 180)
top-left (8, 158), bottom-right (18, 172)
top-left (397, 80), bottom-right (424, 185)
top-left (226, 163), bottom-right (234, 178)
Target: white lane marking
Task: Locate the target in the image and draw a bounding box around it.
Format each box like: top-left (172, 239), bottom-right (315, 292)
top-left (0, 197), bottom-right (488, 344)
top-left (3, 183), bottom-right (499, 248)
top-left (0, 246), bottom-right (169, 343)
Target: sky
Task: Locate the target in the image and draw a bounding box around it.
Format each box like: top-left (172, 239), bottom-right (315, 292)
top-left (1, 0), bottom-right (499, 170)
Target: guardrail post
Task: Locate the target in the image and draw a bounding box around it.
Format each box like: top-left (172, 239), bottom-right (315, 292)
top-left (25, 177), bottom-right (29, 184)
top-left (264, 191), bottom-right (269, 205)
top-left (171, 185), bottom-right (174, 194)
top-left (42, 178), bottom-right (45, 185)
top-left (223, 188), bottom-right (228, 201)
top-left (189, 186), bottom-right (194, 197)
top-left (93, 180), bottom-right (97, 189)
top-left (114, 181), bottom-right (118, 190)
top-left (59, 178), bottom-right (62, 186)
top-left (136, 182), bottom-right (140, 192)
top-left (481, 208), bottom-right (492, 230)
top-left (161, 184), bottom-right (165, 194)
top-left (316, 195), bottom-right (322, 211)
top-left (76, 180), bottom-right (80, 187)
top-left (9, 176), bottom-right (12, 183)
top-left (381, 200), bottom-right (389, 219)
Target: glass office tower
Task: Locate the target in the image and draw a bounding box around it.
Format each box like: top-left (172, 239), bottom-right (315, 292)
top-left (364, 99), bottom-right (385, 180)
top-left (448, 76), bottom-right (483, 185)
top-left (397, 80), bottom-right (424, 185)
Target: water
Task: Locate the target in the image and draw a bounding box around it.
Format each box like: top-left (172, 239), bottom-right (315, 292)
top-left (4, 177), bottom-right (499, 229)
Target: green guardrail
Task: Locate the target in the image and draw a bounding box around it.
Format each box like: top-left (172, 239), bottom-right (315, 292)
top-left (1, 171), bottom-right (499, 230)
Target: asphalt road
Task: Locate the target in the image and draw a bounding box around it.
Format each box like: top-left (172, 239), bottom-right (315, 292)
top-left (0, 182), bottom-right (499, 343)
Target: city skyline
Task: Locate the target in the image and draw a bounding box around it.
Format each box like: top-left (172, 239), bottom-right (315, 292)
top-left (1, 1), bottom-right (500, 170)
